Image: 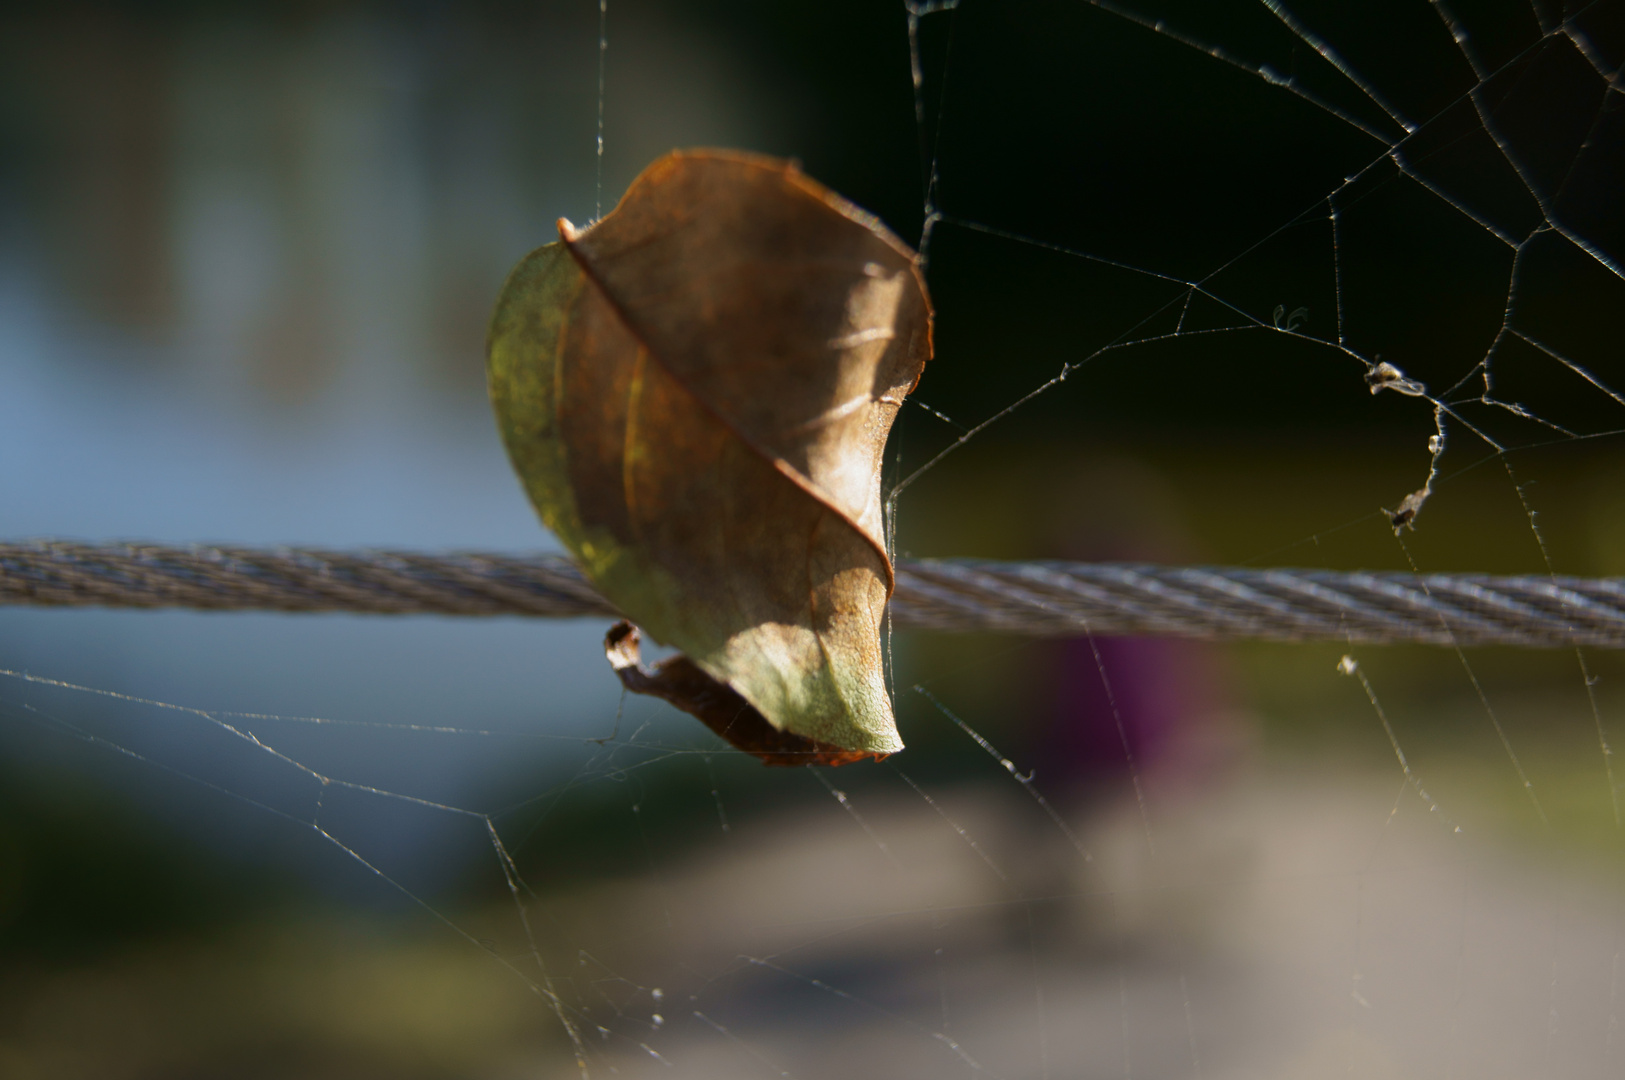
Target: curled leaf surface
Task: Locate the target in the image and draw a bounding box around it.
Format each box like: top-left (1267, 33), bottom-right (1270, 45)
top-left (487, 150), bottom-right (931, 757)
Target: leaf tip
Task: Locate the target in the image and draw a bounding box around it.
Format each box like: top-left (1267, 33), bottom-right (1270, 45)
top-left (603, 622), bottom-right (887, 768)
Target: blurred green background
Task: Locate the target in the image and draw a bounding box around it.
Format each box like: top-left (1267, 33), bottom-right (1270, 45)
top-left (2, 1), bottom-right (1624, 1077)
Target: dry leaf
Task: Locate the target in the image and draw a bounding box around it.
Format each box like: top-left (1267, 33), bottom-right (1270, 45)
top-left (487, 149), bottom-right (932, 761)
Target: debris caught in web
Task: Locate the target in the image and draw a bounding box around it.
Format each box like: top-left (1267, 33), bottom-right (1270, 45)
top-left (1387, 488), bottom-right (1431, 532)
top-left (1364, 361), bottom-right (1427, 397)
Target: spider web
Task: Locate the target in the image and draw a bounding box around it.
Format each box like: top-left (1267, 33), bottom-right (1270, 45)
top-left (3, 0), bottom-right (1625, 1076)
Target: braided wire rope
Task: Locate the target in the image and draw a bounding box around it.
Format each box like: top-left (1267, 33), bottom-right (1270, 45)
top-left (5, 541), bottom-right (1624, 650)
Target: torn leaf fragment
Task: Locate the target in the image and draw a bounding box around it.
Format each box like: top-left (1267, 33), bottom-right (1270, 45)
top-left (487, 149), bottom-right (932, 759)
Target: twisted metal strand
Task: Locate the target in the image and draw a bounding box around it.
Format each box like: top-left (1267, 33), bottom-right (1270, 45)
top-left (3, 541), bottom-right (1623, 650)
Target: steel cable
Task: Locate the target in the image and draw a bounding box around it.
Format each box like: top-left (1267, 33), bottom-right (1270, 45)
top-left (4, 540), bottom-right (1624, 649)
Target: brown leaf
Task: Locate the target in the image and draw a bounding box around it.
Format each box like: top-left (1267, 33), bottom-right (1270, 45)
top-left (487, 149), bottom-right (932, 760)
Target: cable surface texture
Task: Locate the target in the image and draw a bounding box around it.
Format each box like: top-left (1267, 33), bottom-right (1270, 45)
top-left (5, 541), bottom-right (1624, 650)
